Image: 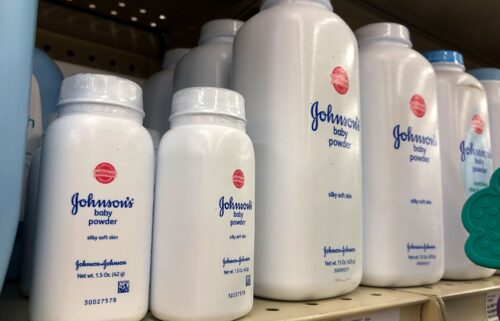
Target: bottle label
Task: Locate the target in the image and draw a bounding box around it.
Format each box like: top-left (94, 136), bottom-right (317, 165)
top-left (310, 101), bottom-right (361, 150)
top-left (65, 161), bottom-right (145, 307)
top-left (218, 168), bottom-right (254, 300)
top-left (392, 94), bottom-right (439, 164)
top-left (461, 114), bottom-right (492, 196)
top-left (406, 242), bottom-right (438, 266)
top-left (307, 59), bottom-right (361, 282)
top-left (323, 245), bottom-right (357, 274)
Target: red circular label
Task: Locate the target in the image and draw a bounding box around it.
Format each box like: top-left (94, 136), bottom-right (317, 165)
top-left (330, 66), bottom-right (349, 95)
top-left (93, 162), bottom-right (117, 184)
top-left (472, 114), bottom-right (484, 134)
top-left (409, 95), bottom-right (426, 118)
top-left (232, 169), bottom-right (245, 189)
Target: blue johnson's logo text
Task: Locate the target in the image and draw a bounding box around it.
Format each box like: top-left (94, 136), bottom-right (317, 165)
top-left (310, 101), bottom-right (360, 132)
top-left (71, 193), bottom-right (134, 215)
top-left (460, 141), bottom-right (492, 162)
top-left (393, 125), bottom-right (438, 149)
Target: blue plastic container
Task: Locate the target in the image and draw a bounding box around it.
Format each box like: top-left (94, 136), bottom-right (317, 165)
top-left (0, 0), bottom-right (39, 290)
top-left (6, 48), bottom-right (63, 282)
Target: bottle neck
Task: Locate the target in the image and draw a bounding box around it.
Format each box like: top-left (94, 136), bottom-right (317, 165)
top-left (58, 103), bottom-right (144, 124)
top-left (199, 35), bottom-right (235, 45)
top-left (359, 38), bottom-right (411, 48)
top-left (261, 0), bottom-right (333, 11)
top-left (170, 114), bottom-right (246, 131)
top-left (432, 62), bottom-right (465, 72)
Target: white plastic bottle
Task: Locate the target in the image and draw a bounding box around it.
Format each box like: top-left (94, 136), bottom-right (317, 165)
top-left (173, 20), bottom-right (242, 92)
top-left (30, 74), bottom-right (154, 321)
top-left (424, 57), bottom-right (495, 280)
top-left (150, 87), bottom-right (255, 321)
top-left (143, 48), bottom-right (190, 137)
top-left (468, 68), bottom-right (500, 170)
top-left (232, 0), bottom-right (362, 300)
top-left (468, 68), bottom-right (500, 276)
top-left (356, 23), bottom-right (444, 287)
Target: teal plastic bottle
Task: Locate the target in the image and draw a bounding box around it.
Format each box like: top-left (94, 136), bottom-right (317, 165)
top-left (0, 0), bottom-right (39, 290)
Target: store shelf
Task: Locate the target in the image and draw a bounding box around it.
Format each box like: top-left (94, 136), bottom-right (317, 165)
top-left (1, 282), bottom-right (428, 321)
top-left (397, 276), bottom-right (500, 321)
top-left (237, 287), bottom-right (427, 321)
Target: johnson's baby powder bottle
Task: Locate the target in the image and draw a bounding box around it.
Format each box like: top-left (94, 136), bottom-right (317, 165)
top-left (468, 68), bottom-right (500, 170)
top-left (150, 87), bottom-right (255, 321)
top-left (173, 20), bottom-right (242, 92)
top-left (143, 48), bottom-right (190, 136)
top-left (356, 23), bottom-right (444, 287)
top-left (423, 52), bottom-right (494, 279)
top-left (30, 74), bottom-right (155, 321)
top-left (232, 0), bottom-right (362, 300)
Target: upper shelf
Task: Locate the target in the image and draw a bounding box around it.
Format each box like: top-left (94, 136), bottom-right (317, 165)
top-left (35, 0), bottom-right (500, 78)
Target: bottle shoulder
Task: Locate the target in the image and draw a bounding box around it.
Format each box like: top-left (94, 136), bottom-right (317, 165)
top-left (46, 115), bottom-right (152, 144)
top-left (160, 125), bottom-right (252, 149)
top-left (239, 4), bottom-right (355, 42)
top-left (178, 43), bottom-right (232, 63)
top-left (145, 69), bottom-right (174, 87)
top-left (436, 70), bottom-right (486, 92)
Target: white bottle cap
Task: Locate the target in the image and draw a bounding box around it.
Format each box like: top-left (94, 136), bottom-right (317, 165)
top-left (199, 19), bottom-right (243, 44)
top-left (355, 23), bottom-right (412, 47)
top-left (171, 87), bottom-right (246, 122)
top-left (162, 48), bottom-right (190, 69)
top-left (261, 0), bottom-right (333, 12)
top-left (58, 73), bottom-right (144, 115)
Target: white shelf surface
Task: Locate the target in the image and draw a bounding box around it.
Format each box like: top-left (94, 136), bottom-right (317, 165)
top-left (5, 278), bottom-right (500, 321)
top-left (397, 276), bottom-right (500, 321)
top-left (1, 283), bottom-right (428, 321)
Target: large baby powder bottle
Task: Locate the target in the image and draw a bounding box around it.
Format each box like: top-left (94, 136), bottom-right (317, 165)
top-left (20, 113), bottom-right (58, 296)
top-left (150, 87), bottom-right (255, 321)
top-left (232, 0), bottom-right (362, 300)
top-left (30, 74), bottom-right (155, 321)
top-left (356, 23), bottom-right (444, 287)
top-left (143, 48), bottom-right (190, 136)
top-left (424, 51), bottom-right (495, 280)
top-left (468, 68), bottom-right (500, 170)
top-left (173, 20), bottom-right (242, 92)
top-left (0, 0), bottom-right (38, 290)
top-left (7, 47), bottom-right (63, 282)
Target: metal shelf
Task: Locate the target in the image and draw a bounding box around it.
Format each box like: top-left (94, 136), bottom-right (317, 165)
top-left (6, 278), bottom-right (500, 320)
top-left (1, 282), bottom-right (428, 321)
top-left (397, 276), bottom-right (500, 321)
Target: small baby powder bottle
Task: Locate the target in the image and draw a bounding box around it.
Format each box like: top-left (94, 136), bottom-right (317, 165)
top-left (30, 74), bottom-right (155, 321)
top-left (424, 51), bottom-right (495, 280)
top-left (173, 20), bottom-right (243, 92)
top-left (356, 23), bottom-right (444, 287)
top-left (150, 87), bottom-right (255, 321)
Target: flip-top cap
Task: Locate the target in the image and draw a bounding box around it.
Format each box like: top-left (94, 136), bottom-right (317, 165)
top-left (423, 50), bottom-right (464, 66)
top-left (261, 0), bottom-right (333, 11)
top-left (171, 87), bottom-right (245, 122)
top-left (58, 73), bottom-right (143, 115)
